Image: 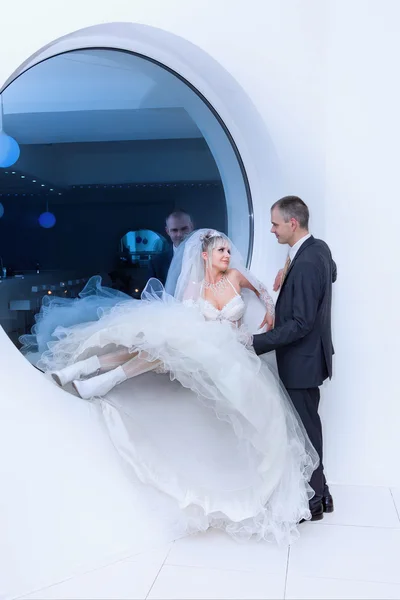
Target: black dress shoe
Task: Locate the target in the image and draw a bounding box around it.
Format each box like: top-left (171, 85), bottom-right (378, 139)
top-left (300, 501), bottom-right (324, 523)
top-left (322, 492), bottom-right (334, 513)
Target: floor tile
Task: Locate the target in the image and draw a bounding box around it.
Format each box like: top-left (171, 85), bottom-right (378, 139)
top-left (321, 484), bottom-right (400, 528)
top-left (286, 574), bottom-right (400, 599)
top-left (20, 547), bottom-right (170, 600)
top-left (148, 565), bottom-right (285, 600)
top-left (289, 523), bottom-right (400, 584)
top-left (390, 488), bottom-right (400, 523)
top-left (166, 529), bottom-right (288, 576)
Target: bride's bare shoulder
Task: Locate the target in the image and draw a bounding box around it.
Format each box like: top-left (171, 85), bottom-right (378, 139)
top-left (226, 268), bottom-right (241, 282)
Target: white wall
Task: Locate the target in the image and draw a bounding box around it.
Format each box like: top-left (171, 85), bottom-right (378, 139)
top-left (0, 0), bottom-right (398, 491)
top-left (322, 0), bottom-right (400, 485)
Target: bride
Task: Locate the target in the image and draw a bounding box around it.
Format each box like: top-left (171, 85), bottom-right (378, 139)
top-left (31, 229), bottom-right (318, 544)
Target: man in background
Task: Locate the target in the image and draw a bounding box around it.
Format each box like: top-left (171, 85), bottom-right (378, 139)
top-left (148, 209), bottom-right (194, 284)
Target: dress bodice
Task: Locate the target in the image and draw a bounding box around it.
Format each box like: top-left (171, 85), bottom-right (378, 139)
top-left (197, 294), bottom-right (246, 324)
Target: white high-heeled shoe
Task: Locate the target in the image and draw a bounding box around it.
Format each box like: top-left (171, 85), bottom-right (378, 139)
top-left (50, 355), bottom-right (101, 387)
top-left (72, 366), bottom-right (127, 399)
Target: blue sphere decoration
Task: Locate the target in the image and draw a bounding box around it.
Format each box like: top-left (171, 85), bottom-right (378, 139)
top-left (39, 211), bottom-right (56, 229)
top-left (0, 203), bottom-right (4, 218)
top-left (0, 131), bottom-right (20, 168)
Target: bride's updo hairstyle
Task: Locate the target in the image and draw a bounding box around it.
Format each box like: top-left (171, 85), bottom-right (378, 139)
top-left (200, 230), bottom-right (230, 271)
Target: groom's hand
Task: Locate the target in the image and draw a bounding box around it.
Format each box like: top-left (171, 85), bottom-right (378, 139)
top-left (273, 269), bottom-right (284, 292)
top-left (259, 312), bottom-right (274, 332)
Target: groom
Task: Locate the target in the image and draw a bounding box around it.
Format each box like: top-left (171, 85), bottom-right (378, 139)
top-left (253, 196), bottom-right (337, 521)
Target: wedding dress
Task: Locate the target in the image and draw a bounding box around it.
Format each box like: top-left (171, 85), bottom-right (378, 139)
top-left (23, 230), bottom-right (318, 545)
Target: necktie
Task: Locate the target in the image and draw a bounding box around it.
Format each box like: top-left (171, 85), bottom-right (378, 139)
top-left (280, 254), bottom-right (291, 287)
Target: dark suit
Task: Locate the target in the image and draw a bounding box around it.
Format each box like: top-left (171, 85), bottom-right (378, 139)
top-left (253, 235), bottom-right (337, 507)
top-left (147, 245), bottom-right (174, 285)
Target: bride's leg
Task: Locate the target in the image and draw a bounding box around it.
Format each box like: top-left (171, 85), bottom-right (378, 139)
top-left (50, 355), bottom-right (101, 387)
top-left (50, 349), bottom-right (137, 387)
top-left (98, 349), bottom-right (138, 371)
top-left (51, 347), bottom-right (159, 388)
top-left (72, 352), bottom-right (163, 399)
top-left (121, 352), bottom-right (163, 379)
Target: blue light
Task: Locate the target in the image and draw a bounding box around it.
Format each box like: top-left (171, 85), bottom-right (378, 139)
top-left (0, 203), bottom-right (4, 218)
top-left (0, 131), bottom-right (20, 168)
top-left (38, 211), bottom-right (56, 229)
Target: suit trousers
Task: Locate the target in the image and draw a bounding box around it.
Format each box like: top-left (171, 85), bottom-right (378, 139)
top-left (286, 387), bottom-right (326, 508)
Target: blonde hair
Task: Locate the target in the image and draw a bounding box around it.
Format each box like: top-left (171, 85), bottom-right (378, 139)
top-left (201, 230), bottom-right (230, 270)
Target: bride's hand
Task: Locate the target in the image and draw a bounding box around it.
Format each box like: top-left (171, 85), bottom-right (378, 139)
top-left (273, 269), bottom-right (284, 292)
top-left (259, 312), bottom-right (274, 332)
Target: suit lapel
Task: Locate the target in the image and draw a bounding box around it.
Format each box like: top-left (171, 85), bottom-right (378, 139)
top-left (279, 236), bottom-right (315, 293)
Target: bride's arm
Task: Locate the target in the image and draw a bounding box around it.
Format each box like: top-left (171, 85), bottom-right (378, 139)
top-left (229, 269), bottom-right (275, 330)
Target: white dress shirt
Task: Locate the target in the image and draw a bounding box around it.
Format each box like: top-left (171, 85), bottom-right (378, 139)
top-left (289, 233), bottom-right (312, 262)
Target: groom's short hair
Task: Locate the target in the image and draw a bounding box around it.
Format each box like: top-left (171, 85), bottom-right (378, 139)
top-left (271, 196), bottom-right (309, 229)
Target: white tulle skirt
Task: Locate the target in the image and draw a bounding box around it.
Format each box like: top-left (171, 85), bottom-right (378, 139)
top-left (35, 281), bottom-right (319, 545)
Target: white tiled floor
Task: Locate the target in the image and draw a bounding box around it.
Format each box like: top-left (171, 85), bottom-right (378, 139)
top-left (391, 487), bottom-right (400, 519)
top-left (12, 484), bottom-right (400, 600)
top-left (19, 548), bottom-right (169, 600)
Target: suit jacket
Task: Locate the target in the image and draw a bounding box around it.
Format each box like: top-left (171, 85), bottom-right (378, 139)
top-left (147, 245), bottom-right (174, 285)
top-left (253, 236), bottom-right (337, 389)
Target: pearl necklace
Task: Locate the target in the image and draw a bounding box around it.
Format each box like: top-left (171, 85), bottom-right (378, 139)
top-left (202, 275), bottom-right (228, 294)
